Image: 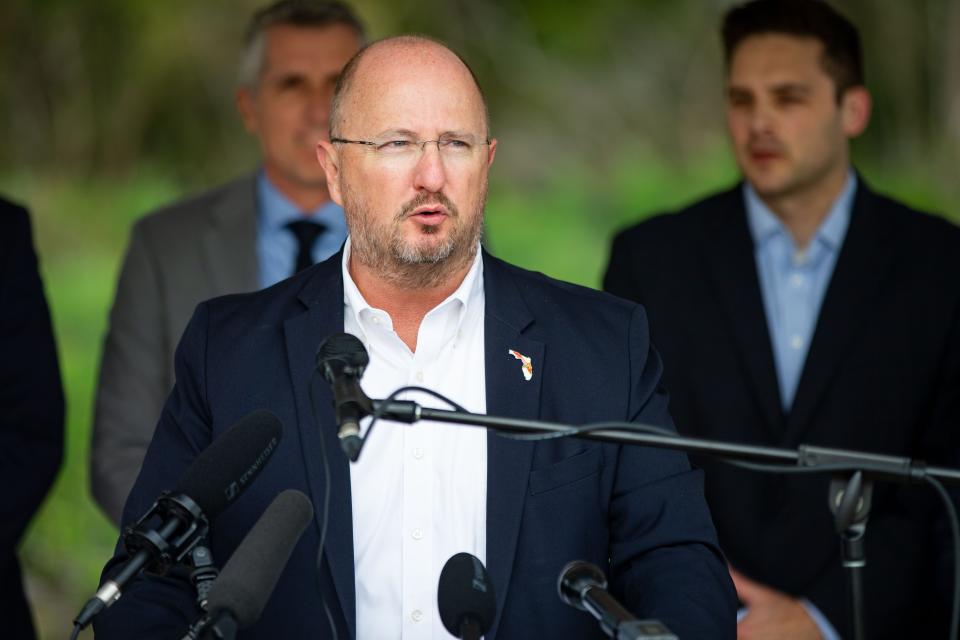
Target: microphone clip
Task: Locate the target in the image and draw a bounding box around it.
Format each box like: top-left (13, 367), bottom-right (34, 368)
top-left (123, 492), bottom-right (210, 576)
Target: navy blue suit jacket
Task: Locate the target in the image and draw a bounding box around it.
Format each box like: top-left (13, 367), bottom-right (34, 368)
top-left (96, 250), bottom-right (736, 639)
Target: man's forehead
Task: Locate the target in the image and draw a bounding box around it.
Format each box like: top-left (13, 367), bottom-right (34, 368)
top-left (262, 23), bottom-right (360, 69)
top-left (343, 42), bottom-right (486, 131)
top-left (728, 34), bottom-right (829, 85)
top-left (354, 41), bottom-right (472, 88)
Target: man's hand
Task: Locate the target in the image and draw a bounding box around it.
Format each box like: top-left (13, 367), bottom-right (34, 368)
top-left (730, 567), bottom-right (822, 639)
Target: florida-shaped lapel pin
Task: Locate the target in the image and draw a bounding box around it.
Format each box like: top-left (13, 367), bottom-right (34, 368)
top-left (507, 349), bottom-right (533, 381)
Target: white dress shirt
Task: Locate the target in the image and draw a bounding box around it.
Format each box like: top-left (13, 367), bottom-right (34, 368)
top-left (342, 238), bottom-right (488, 640)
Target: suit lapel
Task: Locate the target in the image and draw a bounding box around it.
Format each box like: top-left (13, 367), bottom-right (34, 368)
top-left (698, 188), bottom-right (784, 439)
top-left (481, 253), bottom-right (541, 640)
top-left (784, 183), bottom-right (894, 444)
top-left (202, 175), bottom-right (259, 294)
top-left (282, 254), bottom-right (357, 638)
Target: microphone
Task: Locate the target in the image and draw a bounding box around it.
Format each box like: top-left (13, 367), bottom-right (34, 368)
top-left (316, 333), bottom-right (371, 461)
top-left (74, 410), bottom-right (283, 629)
top-left (437, 552), bottom-right (497, 640)
top-left (182, 489), bottom-right (314, 639)
top-left (558, 561), bottom-right (677, 640)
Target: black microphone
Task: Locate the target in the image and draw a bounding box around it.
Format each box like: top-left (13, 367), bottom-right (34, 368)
top-left (74, 410), bottom-right (283, 629)
top-left (558, 561), bottom-right (677, 640)
top-left (316, 333), bottom-right (371, 461)
top-left (182, 489), bottom-right (314, 640)
top-left (438, 552), bottom-right (497, 640)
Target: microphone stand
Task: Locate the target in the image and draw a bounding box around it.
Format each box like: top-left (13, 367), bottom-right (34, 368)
top-left (830, 472), bottom-right (869, 640)
top-left (369, 398), bottom-right (960, 640)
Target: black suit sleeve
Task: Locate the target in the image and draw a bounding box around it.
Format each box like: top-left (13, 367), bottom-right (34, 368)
top-left (0, 201), bottom-right (64, 582)
top-left (0, 202), bottom-right (64, 550)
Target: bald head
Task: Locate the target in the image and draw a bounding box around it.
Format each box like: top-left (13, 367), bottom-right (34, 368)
top-left (329, 35), bottom-right (490, 139)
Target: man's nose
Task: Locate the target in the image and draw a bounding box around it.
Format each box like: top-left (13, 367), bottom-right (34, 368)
top-left (412, 142), bottom-right (447, 192)
top-left (305, 85), bottom-right (332, 127)
top-left (748, 103), bottom-right (774, 135)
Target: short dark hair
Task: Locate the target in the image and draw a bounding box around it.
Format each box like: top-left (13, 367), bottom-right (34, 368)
top-left (329, 35), bottom-right (491, 138)
top-left (722, 0), bottom-right (864, 98)
top-left (239, 0), bottom-right (365, 87)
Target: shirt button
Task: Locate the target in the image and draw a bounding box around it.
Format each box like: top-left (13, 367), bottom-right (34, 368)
top-left (790, 334), bottom-right (804, 350)
top-left (372, 316), bottom-right (380, 325)
top-left (411, 609), bottom-right (423, 622)
top-left (790, 273), bottom-right (805, 288)
top-left (415, 370), bottom-right (424, 383)
top-left (412, 528), bottom-right (423, 540)
top-left (412, 447), bottom-right (424, 460)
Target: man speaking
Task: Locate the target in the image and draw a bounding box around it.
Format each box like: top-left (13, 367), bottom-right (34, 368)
top-left (95, 36), bottom-right (736, 638)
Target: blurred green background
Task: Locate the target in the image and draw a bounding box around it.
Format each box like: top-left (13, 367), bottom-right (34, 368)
top-left (1, 0), bottom-right (958, 637)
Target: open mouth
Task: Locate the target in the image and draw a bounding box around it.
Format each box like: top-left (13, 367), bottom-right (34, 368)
top-left (409, 206), bottom-right (448, 226)
top-left (750, 150), bottom-right (781, 163)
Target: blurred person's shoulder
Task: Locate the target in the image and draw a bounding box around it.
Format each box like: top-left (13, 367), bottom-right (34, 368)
top-left (859, 182), bottom-right (960, 302)
top-left (610, 183), bottom-right (744, 257)
top-left (862, 181), bottom-right (960, 249)
top-left (133, 173), bottom-right (256, 240)
top-left (0, 195), bottom-right (29, 230)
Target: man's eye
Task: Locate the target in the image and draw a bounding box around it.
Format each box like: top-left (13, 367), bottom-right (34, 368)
top-left (277, 76), bottom-right (305, 90)
top-left (441, 139), bottom-right (471, 150)
top-left (777, 95), bottom-right (804, 105)
top-left (377, 140), bottom-right (412, 151)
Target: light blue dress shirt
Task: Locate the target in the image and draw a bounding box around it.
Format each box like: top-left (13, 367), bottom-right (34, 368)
top-left (256, 171), bottom-right (349, 289)
top-left (742, 170), bottom-right (856, 640)
top-left (745, 170), bottom-right (856, 411)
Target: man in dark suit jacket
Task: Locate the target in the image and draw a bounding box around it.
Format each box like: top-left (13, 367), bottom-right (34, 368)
top-left (91, 0), bottom-right (363, 525)
top-left (605, 1), bottom-right (960, 638)
top-left (0, 197), bottom-right (64, 639)
top-left (95, 35), bottom-right (736, 638)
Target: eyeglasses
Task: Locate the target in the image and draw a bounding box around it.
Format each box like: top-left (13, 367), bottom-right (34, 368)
top-left (331, 135), bottom-right (490, 165)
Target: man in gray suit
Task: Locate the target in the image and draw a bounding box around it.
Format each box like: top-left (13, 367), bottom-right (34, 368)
top-left (91, 0), bottom-right (364, 525)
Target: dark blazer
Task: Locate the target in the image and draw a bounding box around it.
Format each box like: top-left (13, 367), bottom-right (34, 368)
top-left (604, 180), bottom-right (960, 638)
top-left (95, 250), bottom-right (736, 639)
top-left (0, 198), bottom-right (65, 639)
top-left (91, 175), bottom-right (260, 524)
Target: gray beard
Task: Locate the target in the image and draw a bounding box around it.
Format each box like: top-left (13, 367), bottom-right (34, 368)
top-left (346, 189), bottom-right (485, 290)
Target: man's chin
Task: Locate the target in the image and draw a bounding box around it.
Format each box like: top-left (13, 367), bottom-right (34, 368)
top-left (395, 239), bottom-right (456, 265)
top-left (742, 169), bottom-right (794, 200)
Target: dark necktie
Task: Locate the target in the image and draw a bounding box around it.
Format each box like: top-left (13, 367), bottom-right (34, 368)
top-left (287, 219), bottom-right (326, 275)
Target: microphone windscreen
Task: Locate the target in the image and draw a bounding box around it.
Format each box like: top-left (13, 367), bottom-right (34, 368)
top-left (438, 552), bottom-right (497, 637)
top-left (558, 560), bottom-right (607, 611)
top-left (206, 489), bottom-right (314, 628)
top-left (316, 332), bottom-right (369, 380)
top-left (174, 410), bottom-right (282, 519)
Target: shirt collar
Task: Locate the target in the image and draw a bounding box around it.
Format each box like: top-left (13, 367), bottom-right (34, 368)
top-left (341, 237), bottom-right (484, 342)
top-left (744, 169), bottom-right (857, 252)
top-left (256, 170), bottom-right (347, 233)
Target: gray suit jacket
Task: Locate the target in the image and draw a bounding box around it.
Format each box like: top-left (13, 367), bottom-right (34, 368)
top-left (91, 175), bottom-right (259, 524)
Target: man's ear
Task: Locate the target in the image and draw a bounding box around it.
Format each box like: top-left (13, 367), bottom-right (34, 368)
top-left (841, 86), bottom-right (872, 138)
top-left (486, 138), bottom-right (498, 168)
top-left (317, 140), bottom-right (343, 205)
top-left (235, 87), bottom-right (258, 134)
